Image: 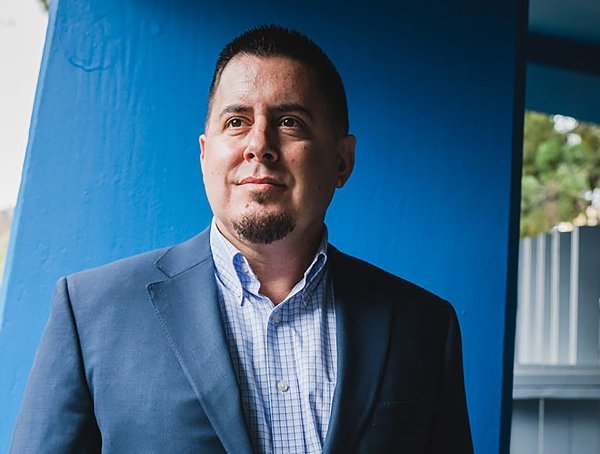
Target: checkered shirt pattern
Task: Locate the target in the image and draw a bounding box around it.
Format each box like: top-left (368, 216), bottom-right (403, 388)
top-left (209, 221), bottom-right (337, 454)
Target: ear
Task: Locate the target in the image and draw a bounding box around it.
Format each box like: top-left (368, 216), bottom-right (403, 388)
top-left (199, 134), bottom-right (207, 172)
top-left (335, 134), bottom-right (355, 188)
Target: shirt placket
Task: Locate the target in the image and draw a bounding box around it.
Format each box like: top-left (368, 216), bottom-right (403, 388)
top-left (246, 294), bottom-right (274, 454)
top-left (210, 223), bottom-right (335, 454)
top-left (266, 299), bottom-right (306, 454)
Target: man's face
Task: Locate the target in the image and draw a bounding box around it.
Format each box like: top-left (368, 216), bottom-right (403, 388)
top-left (200, 55), bottom-right (354, 244)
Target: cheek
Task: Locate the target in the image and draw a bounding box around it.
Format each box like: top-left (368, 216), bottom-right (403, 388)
top-left (204, 151), bottom-right (234, 179)
top-left (285, 144), bottom-right (337, 195)
top-left (202, 162), bottom-right (219, 183)
top-left (202, 161), bottom-right (229, 199)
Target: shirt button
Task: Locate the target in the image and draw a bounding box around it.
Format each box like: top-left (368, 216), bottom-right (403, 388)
top-left (277, 380), bottom-right (289, 393)
top-left (272, 314), bottom-right (280, 325)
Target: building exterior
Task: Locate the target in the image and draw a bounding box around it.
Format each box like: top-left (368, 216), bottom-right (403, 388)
top-left (512, 226), bottom-right (600, 453)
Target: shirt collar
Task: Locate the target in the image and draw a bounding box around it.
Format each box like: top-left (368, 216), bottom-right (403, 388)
top-left (209, 218), bottom-right (328, 306)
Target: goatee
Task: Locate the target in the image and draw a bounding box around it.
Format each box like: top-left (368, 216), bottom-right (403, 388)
top-left (232, 211), bottom-right (296, 244)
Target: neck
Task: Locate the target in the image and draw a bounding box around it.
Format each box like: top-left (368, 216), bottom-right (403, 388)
top-left (217, 220), bottom-right (324, 305)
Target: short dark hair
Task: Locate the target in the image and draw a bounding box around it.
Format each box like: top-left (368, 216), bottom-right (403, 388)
top-left (206, 24), bottom-right (349, 135)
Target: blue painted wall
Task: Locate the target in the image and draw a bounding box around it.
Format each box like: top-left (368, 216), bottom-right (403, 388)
top-left (0, 0), bottom-right (526, 451)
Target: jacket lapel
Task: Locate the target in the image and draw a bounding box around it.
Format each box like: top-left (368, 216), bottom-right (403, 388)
top-left (323, 247), bottom-right (393, 454)
top-left (147, 229), bottom-right (253, 454)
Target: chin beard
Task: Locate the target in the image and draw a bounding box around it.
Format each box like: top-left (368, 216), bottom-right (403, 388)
top-left (232, 211), bottom-right (296, 244)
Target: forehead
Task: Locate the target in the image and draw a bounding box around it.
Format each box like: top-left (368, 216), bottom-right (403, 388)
top-left (213, 55), bottom-right (320, 105)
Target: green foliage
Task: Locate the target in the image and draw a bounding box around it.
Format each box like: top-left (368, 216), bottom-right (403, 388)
top-left (521, 111), bottom-right (600, 237)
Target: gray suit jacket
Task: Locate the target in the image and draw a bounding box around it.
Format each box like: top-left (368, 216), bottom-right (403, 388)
top-left (11, 227), bottom-right (473, 453)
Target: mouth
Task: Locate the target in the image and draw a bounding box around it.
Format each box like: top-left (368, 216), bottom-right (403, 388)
top-left (238, 176), bottom-right (286, 190)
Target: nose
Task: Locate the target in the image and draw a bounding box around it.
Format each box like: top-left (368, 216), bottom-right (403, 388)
top-left (243, 123), bottom-right (279, 164)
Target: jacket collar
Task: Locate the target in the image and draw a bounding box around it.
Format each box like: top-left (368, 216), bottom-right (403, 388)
top-left (154, 227), bottom-right (213, 278)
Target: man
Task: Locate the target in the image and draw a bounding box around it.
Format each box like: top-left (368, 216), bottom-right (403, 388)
top-left (11, 25), bottom-right (473, 453)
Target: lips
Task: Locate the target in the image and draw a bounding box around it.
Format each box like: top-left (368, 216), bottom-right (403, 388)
top-left (238, 176), bottom-right (285, 187)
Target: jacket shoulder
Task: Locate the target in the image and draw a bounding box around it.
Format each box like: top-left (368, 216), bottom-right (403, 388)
top-left (66, 228), bottom-right (211, 288)
top-left (64, 228), bottom-right (211, 300)
top-left (329, 245), bottom-right (453, 315)
top-left (67, 245), bottom-right (169, 288)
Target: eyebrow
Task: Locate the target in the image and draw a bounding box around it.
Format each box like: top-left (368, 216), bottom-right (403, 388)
top-left (218, 104), bottom-right (252, 120)
top-left (273, 103), bottom-right (314, 121)
top-left (217, 103), bottom-right (314, 121)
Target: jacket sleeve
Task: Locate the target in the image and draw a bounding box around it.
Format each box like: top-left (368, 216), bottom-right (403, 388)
top-left (10, 277), bottom-right (101, 454)
top-left (428, 305), bottom-right (474, 453)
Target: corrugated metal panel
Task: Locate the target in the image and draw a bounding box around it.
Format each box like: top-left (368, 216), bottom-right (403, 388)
top-left (512, 226), bottom-right (600, 453)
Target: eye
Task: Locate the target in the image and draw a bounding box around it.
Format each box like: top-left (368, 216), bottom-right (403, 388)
top-left (226, 118), bottom-right (244, 128)
top-left (280, 117), bottom-right (303, 128)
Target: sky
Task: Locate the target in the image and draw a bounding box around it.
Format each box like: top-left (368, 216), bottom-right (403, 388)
top-left (0, 0), bottom-right (47, 210)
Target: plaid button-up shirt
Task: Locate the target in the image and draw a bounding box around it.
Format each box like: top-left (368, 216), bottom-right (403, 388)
top-left (210, 221), bottom-right (337, 454)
